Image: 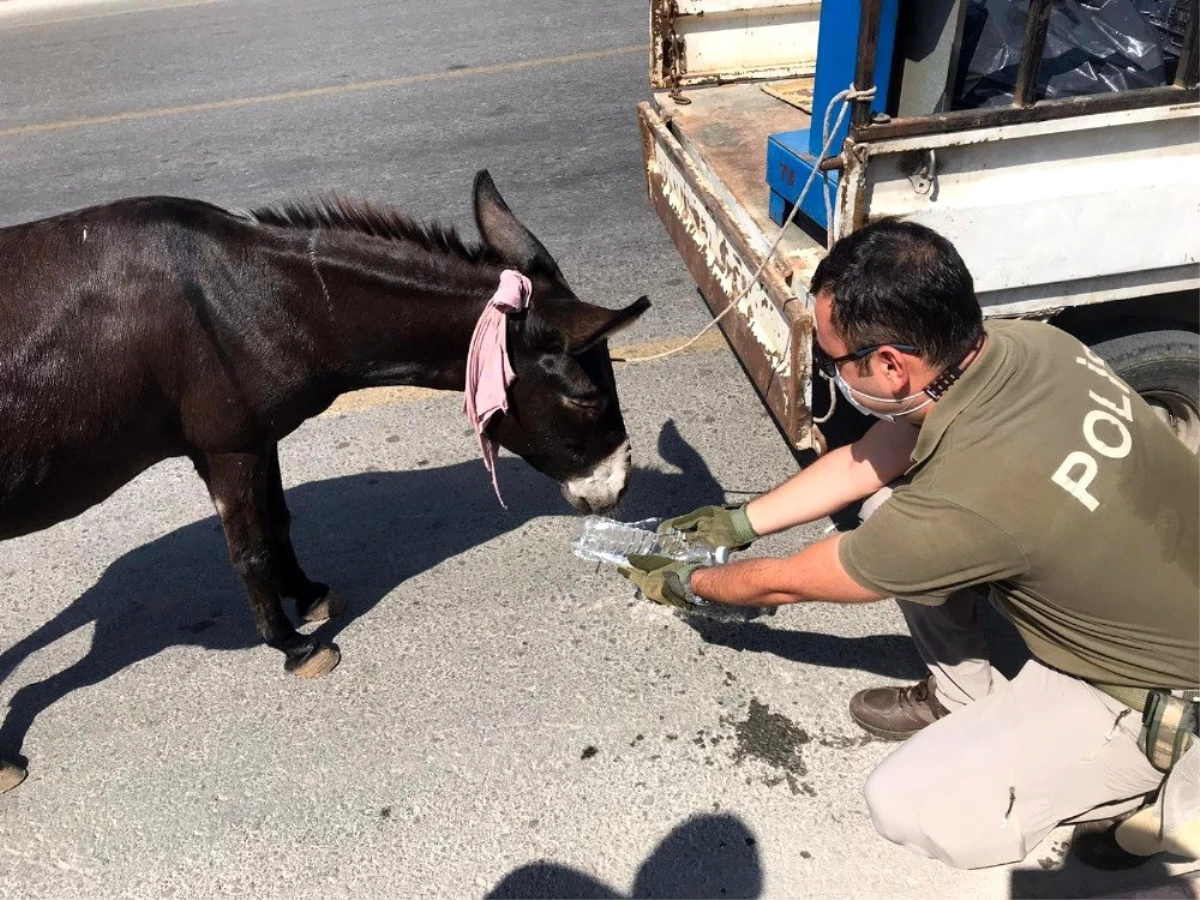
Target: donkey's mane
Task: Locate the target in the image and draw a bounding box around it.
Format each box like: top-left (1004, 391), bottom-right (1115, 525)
top-left (248, 195), bottom-right (499, 264)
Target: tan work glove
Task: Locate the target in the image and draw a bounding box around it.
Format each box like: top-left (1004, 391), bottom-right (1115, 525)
top-left (658, 503), bottom-right (759, 552)
top-left (617, 554), bottom-right (703, 610)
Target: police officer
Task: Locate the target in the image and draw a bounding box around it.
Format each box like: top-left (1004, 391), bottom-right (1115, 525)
top-left (620, 219), bottom-right (1199, 870)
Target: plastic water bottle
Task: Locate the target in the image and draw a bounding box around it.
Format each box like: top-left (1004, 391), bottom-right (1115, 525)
top-left (573, 517), bottom-right (774, 622)
top-left (572, 516), bottom-right (730, 568)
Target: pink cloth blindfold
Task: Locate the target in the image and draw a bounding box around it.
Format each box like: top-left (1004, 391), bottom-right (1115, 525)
top-left (463, 269), bottom-right (532, 508)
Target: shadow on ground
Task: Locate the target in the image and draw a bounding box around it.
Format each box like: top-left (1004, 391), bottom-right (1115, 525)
top-left (1010, 845), bottom-right (1196, 899)
top-left (0, 421), bottom-right (719, 761)
top-left (0, 416), bottom-right (1029, 769)
top-left (680, 554), bottom-right (1029, 683)
top-left (487, 812), bottom-right (762, 899)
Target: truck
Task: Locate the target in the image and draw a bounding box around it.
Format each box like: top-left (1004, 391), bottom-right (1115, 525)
top-left (638, 0), bottom-right (1199, 454)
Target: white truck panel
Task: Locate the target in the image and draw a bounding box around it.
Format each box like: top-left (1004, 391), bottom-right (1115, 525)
top-left (652, 0), bottom-right (821, 88)
top-left (853, 105), bottom-right (1200, 313)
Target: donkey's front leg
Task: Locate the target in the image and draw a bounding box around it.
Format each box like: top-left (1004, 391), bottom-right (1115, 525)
top-left (265, 444), bottom-right (345, 624)
top-left (203, 450), bottom-right (340, 678)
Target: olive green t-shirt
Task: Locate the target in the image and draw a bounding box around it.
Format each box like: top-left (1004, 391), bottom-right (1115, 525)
top-left (839, 319), bottom-right (1199, 689)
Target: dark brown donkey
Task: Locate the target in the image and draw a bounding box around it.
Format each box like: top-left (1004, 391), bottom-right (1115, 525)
top-left (0, 171), bottom-right (649, 791)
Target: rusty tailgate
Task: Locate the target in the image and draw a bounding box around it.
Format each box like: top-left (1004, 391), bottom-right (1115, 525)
top-left (638, 101), bottom-right (814, 450)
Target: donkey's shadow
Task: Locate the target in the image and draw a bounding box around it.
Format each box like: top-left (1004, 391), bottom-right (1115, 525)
top-left (0, 421), bottom-right (926, 762)
top-left (0, 421), bottom-right (712, 758)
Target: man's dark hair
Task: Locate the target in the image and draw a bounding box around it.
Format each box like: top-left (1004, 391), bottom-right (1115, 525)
top-left (810, 218), bottom-right (982, 371)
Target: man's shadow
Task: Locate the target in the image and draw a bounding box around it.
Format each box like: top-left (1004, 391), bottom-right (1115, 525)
top-left (682, 597), bottom-right (1028, 684)
top-left (0, 419), bottom-right (938, 764)
top-left (486, 812), bottom-right (763, 899)
top-left (1009, 847), bottom-right (1193, 899)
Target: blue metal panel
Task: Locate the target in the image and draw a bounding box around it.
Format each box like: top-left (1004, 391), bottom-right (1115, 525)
top-left (765, 0), bottom-right (900, 230)
top-left (767, 129), bottom-right (838, 228)
top-left (809, 0), bottom-right (898, 157)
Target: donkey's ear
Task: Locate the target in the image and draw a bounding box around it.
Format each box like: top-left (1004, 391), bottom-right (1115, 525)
top-left (473, 170), bottom-right (569, 287)
top-left (542, 295), bottom-right (651, 354)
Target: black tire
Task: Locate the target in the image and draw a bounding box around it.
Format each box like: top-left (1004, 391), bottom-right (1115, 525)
top-left (1088, 327), bottom-right (1200, 454)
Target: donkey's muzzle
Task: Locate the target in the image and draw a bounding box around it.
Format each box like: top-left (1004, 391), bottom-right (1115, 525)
top-left (561, 440), bottom-right (631, 514)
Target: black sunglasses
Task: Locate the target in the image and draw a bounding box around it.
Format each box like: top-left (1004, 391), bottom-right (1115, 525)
top-left (813, 341), bottom-right (919, 378)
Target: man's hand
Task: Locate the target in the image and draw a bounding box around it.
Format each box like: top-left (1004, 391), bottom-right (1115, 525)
top-left (617, 554), bottom-right (702, 609)
top-left (658, 504), bottom-right (759, 551)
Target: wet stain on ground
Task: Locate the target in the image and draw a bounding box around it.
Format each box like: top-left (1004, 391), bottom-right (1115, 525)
top-left (728, 698), bottom-right (812, 771)
top-left (725, 698), bottom-right (814, 794)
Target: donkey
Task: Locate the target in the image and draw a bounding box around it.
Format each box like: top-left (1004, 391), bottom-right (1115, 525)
top-left (0, 171), bottom-right (648, 790)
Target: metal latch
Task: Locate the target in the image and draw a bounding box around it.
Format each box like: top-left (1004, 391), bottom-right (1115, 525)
top-left (905, 149), bottom-right (938, 196)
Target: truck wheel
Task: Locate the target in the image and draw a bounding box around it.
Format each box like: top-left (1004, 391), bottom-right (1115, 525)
top-left (1089, 328), bottom-right (1200, 454)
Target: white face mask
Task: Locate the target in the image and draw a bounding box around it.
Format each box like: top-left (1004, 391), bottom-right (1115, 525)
top-left (832, 370), bottom-right (934, 422)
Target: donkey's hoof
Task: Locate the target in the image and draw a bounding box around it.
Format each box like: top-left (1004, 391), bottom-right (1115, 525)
top-left (300, 589), bottom-right (346, 623)
top-left (0, 761), bottom-right (27, 794)
top-left (287, 644), bottom-right (341, 679)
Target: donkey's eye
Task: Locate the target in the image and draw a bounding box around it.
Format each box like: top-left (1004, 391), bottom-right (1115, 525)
top-left (563, 395), bottom-right (603, 412)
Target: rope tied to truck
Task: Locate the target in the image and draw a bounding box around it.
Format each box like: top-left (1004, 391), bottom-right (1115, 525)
top-left (619, 84), bottom-right (876, 366)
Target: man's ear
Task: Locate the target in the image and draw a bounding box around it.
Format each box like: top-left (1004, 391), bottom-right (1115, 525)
top-left (875, 346), bottom-right (911, 384)
top-left (536, 296), bottom-right (651, 354)
top-left (473, 170), bottom-right (569, 289)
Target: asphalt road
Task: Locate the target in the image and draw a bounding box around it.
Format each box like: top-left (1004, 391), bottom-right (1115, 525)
top-left (0, 1), bottom-right (1191, 897)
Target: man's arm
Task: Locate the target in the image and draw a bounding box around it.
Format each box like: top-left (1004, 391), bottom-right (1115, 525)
top-left (690, 534), bottom-right (885, 606)
top-left (744, 419), bottom-right (918, 536)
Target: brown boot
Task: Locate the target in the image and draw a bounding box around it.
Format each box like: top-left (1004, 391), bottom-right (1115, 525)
top-left (849, 675), bottom-right (951, 741)
top-left (0, 760), bottom-right (26, 794)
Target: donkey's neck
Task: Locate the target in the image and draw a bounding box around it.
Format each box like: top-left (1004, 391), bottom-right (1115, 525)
top-left (306, 232), bottom-right (511, 393)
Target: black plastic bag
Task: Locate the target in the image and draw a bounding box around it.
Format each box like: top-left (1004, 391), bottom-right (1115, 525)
top-left (953, 0), bottom-right (1169, 109)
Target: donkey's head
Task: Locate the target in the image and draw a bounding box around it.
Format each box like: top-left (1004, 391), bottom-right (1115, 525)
top-left (472, 171), bottom-right (649, 514)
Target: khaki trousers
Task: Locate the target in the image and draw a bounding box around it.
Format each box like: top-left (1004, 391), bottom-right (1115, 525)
top-left (858, 486), bottom-right (1166, 869)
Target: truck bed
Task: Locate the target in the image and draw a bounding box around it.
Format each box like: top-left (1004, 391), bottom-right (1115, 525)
top-left (651, 81), bottom-right (828, 289)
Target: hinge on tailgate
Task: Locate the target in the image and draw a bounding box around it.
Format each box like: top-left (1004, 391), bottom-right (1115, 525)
top-left (663, 0), bottom-right (691, 105)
